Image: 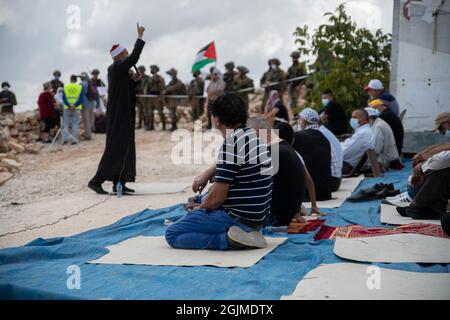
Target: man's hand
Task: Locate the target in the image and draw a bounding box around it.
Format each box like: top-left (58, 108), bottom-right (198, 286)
top-left (137, 23), bottom-right (145, 39)
top-left (310, 206), bottom-right (326, 216)
top-left (411, 162), bottom-right (425, 186)
top-left (192, 173), bottom-right (211, 193)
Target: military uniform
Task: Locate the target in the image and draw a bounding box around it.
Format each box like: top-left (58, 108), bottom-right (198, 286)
top-left (260, 58), bottom-right (286, 113)
top-left (165, 68), bottom-right (187, 131)
top-left (188, 71), bottom-right (205, 121)
top-left (233, 66), bottom-right (254, 113)
top-left (223, 62), bottom-right (238, 93)
top-left (135, 66), bottom-right (150, 129)
top-left (146, 65), bottom-right (166, 130)
top-left (287, 52), bottom-right (307, 109)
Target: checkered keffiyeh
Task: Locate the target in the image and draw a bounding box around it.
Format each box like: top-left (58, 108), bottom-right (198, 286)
top-left (299, 108), bottom-right (320, 129)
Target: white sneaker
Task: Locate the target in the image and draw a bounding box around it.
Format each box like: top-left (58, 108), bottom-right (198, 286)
top-left (382, 192), bottom-right (412, 207)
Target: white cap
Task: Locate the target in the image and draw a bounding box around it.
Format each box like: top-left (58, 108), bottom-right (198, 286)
top-left (365, 107), bottom-right (380, 117)
top-left (364, 79), bottom-right (384, 90)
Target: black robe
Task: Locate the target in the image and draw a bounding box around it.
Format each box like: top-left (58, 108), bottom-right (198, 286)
top-left (92, 39), bottom-right (145, 183)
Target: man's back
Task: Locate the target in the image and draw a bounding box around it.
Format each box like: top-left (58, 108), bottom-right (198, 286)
top-left (215, 127), bottom-right (273, 225)
top-left (379, 109), bottom-right (404, 154)
top-left (322, 100), bottom-right (348, 135)
top-left (270, 140), bottom-right (306, 226)
top-left (319, 125), bottom-right (343, 178)
top-left (293, 129), bottom-right (331, 200)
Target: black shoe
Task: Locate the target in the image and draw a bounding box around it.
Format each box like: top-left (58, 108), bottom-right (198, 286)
top-left (170, 124), bottom-right (177, 132)
top-left (398, 206), bottom-right (441, 220)
top-left (376, 187), bottom-right (400, 199)
top-left (363, 183), bottom-right (392, 195)
top-left (88, 182), bottom-right (108, 195)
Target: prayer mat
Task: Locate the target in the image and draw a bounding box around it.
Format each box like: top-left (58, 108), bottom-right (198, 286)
top-left (380, 203), bottom-right (441, 225)
top-left (281, 263), bottom-right (450, 300)
top-left (288, 218), bottom-right (325, 234)
top-left (315, 223), bottom-right (449, 241)
top-left (88, 236), bottom-right (287, 268)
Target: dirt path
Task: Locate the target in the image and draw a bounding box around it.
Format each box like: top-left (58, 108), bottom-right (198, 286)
top-left (0, 129), bottom-right (213, 248)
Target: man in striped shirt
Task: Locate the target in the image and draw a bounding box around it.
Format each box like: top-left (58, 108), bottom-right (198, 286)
top-left (166, 94), bottom-right (273, 250)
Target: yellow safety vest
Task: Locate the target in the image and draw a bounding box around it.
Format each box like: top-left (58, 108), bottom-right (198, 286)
top-left (63, 83), bottom-right (83, 110)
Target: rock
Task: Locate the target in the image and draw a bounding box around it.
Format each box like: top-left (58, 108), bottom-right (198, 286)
top-left (1, 158), bottom-right (21, 171)
top-left (0, 153), bottom-right (7, 160)
top-left (14, 113), bottom-right (27, 123)
top-left (0, 118), bottom-right (14, 127)
top-left (7, 141), bottom-right (25, 153)
top-left (0, 172), bottom-right (13, 186)
top-left (25, 144), bottom-right (42, 154)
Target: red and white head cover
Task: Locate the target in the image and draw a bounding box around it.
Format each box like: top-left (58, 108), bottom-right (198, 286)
top-left (110, 44), bottom-right (126, 58)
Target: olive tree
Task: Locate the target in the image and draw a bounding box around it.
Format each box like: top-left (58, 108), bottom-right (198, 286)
top-left (294, 3), bottom-right (391, 113)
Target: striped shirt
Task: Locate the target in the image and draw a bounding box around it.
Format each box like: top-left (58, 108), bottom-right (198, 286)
top-left (215, 126), bottom-right (273, 225)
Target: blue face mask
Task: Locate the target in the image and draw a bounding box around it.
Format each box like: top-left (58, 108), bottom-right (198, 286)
top-left (322, 99), bottom-right (330, 107)
top-left (350, 118), bottom-right (359, 130)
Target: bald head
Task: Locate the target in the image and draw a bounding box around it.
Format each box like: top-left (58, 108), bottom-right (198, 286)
top-left (247, 117), bottom-right (272, 143)
top-left (352, 108), bottom-right (369, 125)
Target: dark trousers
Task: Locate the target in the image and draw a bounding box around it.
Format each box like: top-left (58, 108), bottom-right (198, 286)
top-left (329, 177), bottom-right (342, 193)
top-left (411, 167), bottom-right (450, 216)
top-left (342, 161), bottom-right (353, 175)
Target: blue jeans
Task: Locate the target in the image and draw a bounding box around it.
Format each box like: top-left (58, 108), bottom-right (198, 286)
top-left (165, 209), bottom-right (254, 251)
top-left (63, 109), bottom-right (80, 143)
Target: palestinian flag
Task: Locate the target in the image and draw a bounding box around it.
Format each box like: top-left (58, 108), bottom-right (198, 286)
top-left (192, 41), bottom-right (217, 73)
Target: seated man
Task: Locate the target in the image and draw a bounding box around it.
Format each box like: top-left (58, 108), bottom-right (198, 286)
top-left (247, 117), bottom-right (306, 226)
top-left (369, 99), bottom-right (404, 155)
top-left (293, 108), bottom-right (332, 201)
top-left (384, 142), bottom-right (450, 207)
top-left (341, 109), bottom-right (375, 174)
top-left (275, 122), bottom-right (323, 216)
top-left (396, 151), bottom-right (450, 232)
top-left (318, 119), bottom-right (343, 192)
top-left (165, 94), bottom-right (273, 250)
top-left (365, 107), bottom-right (401, 169)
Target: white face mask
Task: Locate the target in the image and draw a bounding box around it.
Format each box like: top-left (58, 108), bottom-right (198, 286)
top-left (2, 86), bottom-right (9, 91)
top-left (322, 98), bottom-right (330, 107)
top-left (271, 65), bottom-right (277, 71)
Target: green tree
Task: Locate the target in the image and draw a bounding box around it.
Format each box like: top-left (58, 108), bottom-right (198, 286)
top-left (293, 3), bottom-right (391, 115)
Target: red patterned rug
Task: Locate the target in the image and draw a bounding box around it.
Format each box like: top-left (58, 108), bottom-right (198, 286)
top-left (314, 223), bottom-right (450, 241)
top-left (288, 218), bottom-right (325, 234)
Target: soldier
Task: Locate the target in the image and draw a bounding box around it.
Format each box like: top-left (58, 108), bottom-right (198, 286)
top-left (223, 61), bottom-right (238, 93)
top-left (260, 58), bottom-right (286, 113)
top-left (188, 70), bottom-right (205, 121)
top-left (164, 68), bottom-right (187, 131)
top-left (287, 51), bottom-right (307, 110)
top-left (50, 70), bottom-right (64, 94)
top-left (135, 65), bottom-right (150, 129)
top-left (145, 65), bottom-right (166, 131)
top-left (233, 66), bottom-right (254, 114)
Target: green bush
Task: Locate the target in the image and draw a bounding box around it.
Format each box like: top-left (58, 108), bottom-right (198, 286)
top-left (294, 3), bottom-right (391, 115)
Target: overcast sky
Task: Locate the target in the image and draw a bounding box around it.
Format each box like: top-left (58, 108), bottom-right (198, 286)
top-left (0, 0), bottom-right (393, 110)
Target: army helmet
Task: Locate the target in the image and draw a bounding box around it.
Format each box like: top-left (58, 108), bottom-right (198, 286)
top-left (193, 70), bottom-right (201, 77)
top-left (138, 65), bottom-right (146, 72)
top-left (91, 69), bottom-right (100, 75)
top-left (150, 65), bottom-right (160, 72)
top-left (237, 66), bottom-right (249, 74)
top-left (290, 51), bottom-right (300, 59)
top-left (53, 70), bottom-right (61, 77)
top-left (224, 61), bottom-right (235, 70)
top-left (166, 68), bottom-right (178, 77)
top-left (270, 58), bottom-right (281, 66)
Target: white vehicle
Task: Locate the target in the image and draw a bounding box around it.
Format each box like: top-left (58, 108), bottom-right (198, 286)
top-left (390, 0), bottom-right (450, 152)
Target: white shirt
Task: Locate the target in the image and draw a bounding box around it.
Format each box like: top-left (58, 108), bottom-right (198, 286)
top-left (421, 150), bottom-right (450, 173)
top-left (372, 117), bottom-right (399, 166)
top-left (319, 125), bottom-right (343, 178)
top-left (341, 123), bottom-right (375, 168)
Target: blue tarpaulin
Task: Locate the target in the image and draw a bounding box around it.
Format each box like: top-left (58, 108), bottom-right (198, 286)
top-left (1, 164), bottom-right (449, 300)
